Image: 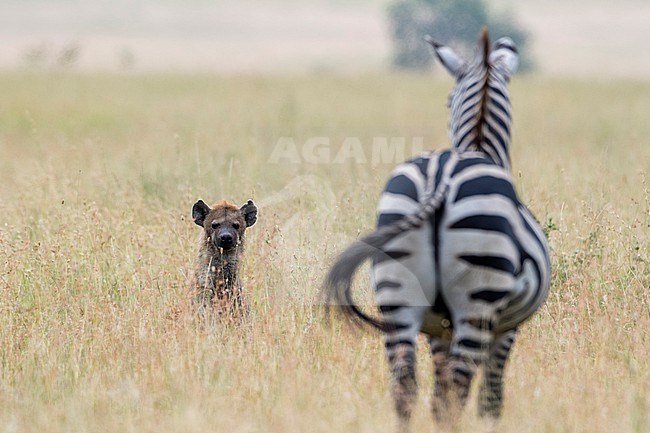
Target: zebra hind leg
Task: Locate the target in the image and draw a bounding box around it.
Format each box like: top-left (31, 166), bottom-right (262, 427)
top-left (386, 339), bottom-right (417, 433)
top-left (432, 316), bottom-right (495, 428)
top-left (432, 354), bottom-right (479, 431)
top-left (429, 337), bottom-right (453, 426)
top-left (478, 329), bottom-right (517, 424)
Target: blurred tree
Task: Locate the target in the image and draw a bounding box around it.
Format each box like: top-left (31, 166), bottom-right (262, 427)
top-left (23, 43), bottom-right (50, 69)
top-left (388, 0), bottom-right (532, 71)
top-left (57, 42), bottom-right (81, 68)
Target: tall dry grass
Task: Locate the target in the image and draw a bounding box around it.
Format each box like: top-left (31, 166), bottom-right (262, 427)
top-left (0, 72), bottom-right (647, 432)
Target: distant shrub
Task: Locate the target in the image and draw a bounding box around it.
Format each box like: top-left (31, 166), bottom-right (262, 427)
top-left (57, 42), bottom-right (81, 68)
top-left (23, 43), bottom-right (50, 69)
top-left (23, 41), bottom-right (82, 70)
top-left (387, 0), bottom-right (533, 71)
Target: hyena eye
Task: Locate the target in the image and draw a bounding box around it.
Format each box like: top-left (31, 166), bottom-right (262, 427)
top-left (232, 222), bottom-right (240, 230)
top-left (211, 221), bottom-right (221, 229)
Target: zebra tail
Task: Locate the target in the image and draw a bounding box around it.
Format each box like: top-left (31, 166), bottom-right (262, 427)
top-left (321, 205), bottom-right (435, 332)
top-left (322, 152), bottom-right (458, 331)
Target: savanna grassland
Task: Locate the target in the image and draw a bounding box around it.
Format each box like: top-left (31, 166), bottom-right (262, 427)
top-left (0, 72), bottom-right (648, 433)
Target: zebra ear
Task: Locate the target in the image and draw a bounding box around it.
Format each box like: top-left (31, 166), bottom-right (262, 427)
top-left (425, 35), bottom-right (466, 78)
top-left (489, 37), bottom-right (519, 77)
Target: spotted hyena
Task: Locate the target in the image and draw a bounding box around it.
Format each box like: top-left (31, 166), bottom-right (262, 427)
top-left (191, 199), bottom-right (257, 316)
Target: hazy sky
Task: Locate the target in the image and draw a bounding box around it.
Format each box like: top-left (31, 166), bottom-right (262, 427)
top-left (1, 0), bottom-right (648, 76)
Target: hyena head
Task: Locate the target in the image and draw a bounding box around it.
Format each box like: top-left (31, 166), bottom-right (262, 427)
top-left (192, 199), bottom-right (257, 251)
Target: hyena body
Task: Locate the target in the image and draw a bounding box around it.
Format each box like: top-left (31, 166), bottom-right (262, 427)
top-left (192, 199), bottom-right (257, 316)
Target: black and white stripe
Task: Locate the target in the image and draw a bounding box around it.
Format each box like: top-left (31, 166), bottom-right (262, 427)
top-left (323, 29), bottom-right (550, 431)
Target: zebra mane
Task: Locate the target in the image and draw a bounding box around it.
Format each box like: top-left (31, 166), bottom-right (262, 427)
top-left (475, 28), bottom-right (491, 158)
top-left (426, 28), bottom-right (519, 171)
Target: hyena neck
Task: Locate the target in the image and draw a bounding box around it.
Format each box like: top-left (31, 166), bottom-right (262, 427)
top-left (197, 238), bottom-right (244, 298)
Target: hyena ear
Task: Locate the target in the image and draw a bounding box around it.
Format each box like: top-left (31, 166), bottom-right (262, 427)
top-left (192, 200), bottom-right (211, 227)
top-left (425, 35), bottom-right (466, 78)
top-left (240, 199), bottom-right (257, 227)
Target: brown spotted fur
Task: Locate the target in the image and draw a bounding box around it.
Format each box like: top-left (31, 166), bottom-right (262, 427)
top-left (192, 199), bottom-right (257, 317)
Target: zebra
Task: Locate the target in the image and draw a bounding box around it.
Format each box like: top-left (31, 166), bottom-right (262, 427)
top-left (322, 28), bottom-right (550, 432)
